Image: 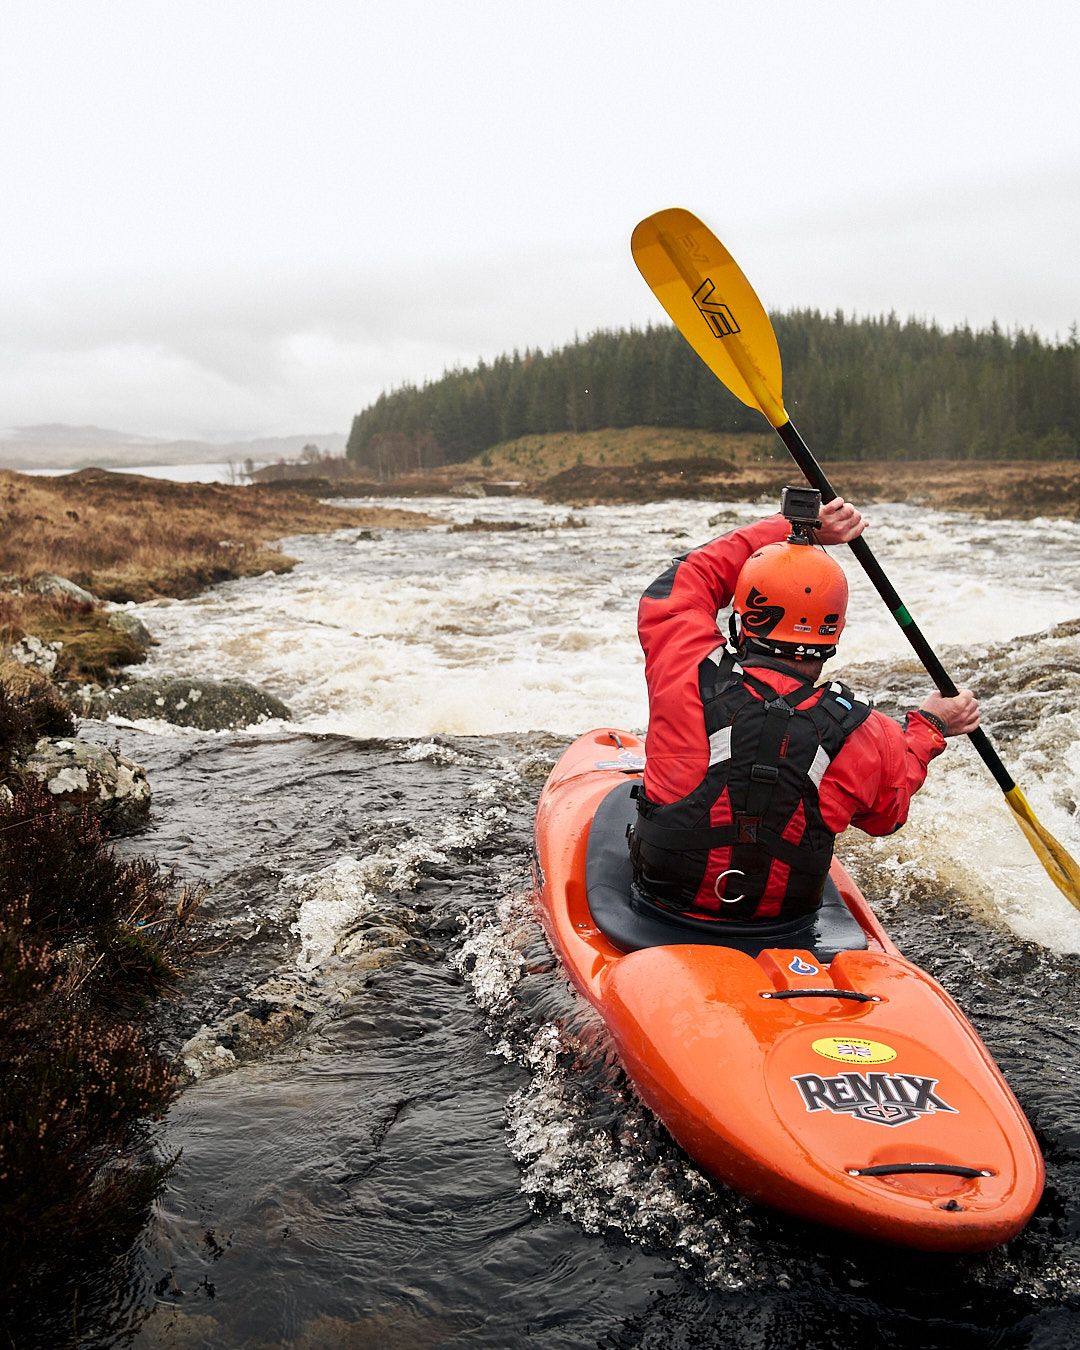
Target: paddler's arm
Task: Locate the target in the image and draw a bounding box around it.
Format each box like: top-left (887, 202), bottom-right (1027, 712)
top-left (637, 515), bottom-right (789, 801)
top-left (637, 515), bottom-right (789, 661)
top-left (823, 710), bottom-right (951, 837)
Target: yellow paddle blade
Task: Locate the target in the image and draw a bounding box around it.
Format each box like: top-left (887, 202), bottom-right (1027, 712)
top-left (1004, 786), bottom-right (1080, 911)
top-left (631, 207), bottom-right (788, 428)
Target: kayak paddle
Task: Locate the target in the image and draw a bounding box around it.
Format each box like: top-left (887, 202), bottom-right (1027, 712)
top-left (631, 206), bottom-right (1080, 911)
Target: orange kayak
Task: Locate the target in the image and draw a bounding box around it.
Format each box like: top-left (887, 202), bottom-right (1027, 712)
top-left (533, 728), bottom-right (1045, 1252)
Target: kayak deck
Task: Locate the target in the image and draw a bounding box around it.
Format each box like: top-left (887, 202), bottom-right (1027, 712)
top-left (532, 729), bottom-right (1045, 1252)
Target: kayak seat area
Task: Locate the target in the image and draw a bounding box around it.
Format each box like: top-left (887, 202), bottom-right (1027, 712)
top-left (585, 782), bottom-right (869, 961)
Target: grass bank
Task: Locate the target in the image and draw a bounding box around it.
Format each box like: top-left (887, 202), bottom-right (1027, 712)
top-left (472, 426), bottom-right (776, 474)
top-left (257, 430), bottom-right (1080, 519)
top-left (0, 467), bottom-right (435, 601)
top-left (531, 452), bottom-right (1080, 517)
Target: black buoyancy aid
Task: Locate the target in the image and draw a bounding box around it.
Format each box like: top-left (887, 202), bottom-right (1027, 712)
top-left (630, 649), bottom-right (873, 922)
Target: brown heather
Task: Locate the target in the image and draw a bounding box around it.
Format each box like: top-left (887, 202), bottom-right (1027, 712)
top-left (0, 685), bottom-right (201, 1317)
top-left (0, 467), bottom-right (436, 602)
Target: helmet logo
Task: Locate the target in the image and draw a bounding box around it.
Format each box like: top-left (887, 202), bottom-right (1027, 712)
top-left (740, 586), bottom-right (784, 638)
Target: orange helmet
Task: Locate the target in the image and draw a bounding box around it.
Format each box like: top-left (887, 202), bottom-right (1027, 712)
top-left (731, 540), bottom-right (848, 660)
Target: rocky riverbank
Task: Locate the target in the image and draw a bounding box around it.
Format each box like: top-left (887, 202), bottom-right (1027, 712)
top-left (0, 465), bottom-right (439, 733)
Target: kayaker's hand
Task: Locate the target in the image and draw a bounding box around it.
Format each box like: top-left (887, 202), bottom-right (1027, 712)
top-left (816, 497), bottom-right (866, 545)
top-left (920, 689), bottom-right (981, 737)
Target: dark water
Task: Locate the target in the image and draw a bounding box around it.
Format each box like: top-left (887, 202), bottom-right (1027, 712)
top-left (30, 718), bottom-right (1078, 1350)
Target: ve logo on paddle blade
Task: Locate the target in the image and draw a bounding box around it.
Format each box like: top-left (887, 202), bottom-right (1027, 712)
top-left (692, 279), bottom-right (741, 338)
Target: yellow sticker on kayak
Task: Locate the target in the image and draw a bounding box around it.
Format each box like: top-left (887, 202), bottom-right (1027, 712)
top-left (811, 1037), bottom-right (897, 1065)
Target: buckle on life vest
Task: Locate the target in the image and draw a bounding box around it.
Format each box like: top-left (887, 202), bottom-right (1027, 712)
top-left (763, 696), bottom-right (796, 716)
top-left (736, 814), bottom-right (761, 843)
top-left (750, 764), bottom-right (780, 784)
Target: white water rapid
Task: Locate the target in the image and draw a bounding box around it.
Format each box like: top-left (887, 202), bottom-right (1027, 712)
top-left (118, 494), bottom-right (1080, 953)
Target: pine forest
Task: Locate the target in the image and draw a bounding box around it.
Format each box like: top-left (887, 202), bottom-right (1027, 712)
top-left (346, 311), bottom-right (1080, 474)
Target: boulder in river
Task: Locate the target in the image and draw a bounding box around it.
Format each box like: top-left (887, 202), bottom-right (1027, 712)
top-left (76, 676), bottom-right (292, 730)
top-left (105, 609), bottom-right (155, 650)
top-left (18, 735), bottom-right (152, 828)
top-left (177, 979), bottom-right (320, 1084)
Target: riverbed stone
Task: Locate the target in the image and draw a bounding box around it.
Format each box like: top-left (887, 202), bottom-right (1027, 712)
top-left (18, 735), bottom-right (152, 827)
top-left (76, 676), bottom-right (292, 729)
top-left (105, 609), bottom-right (155, 649)
top-left (176, 980), bottom-right (321, 1083)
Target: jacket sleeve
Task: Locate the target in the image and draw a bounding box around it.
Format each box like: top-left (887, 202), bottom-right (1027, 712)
top-left (637, 515), bottom-right (790, 665)
top-left (821, 710), bottom-right (948, 837)
top-left (638, 515), bottom-right (789, 802)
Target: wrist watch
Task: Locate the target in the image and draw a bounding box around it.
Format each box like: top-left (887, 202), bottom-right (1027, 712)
top-left (916, 708), bottom-right (948, 737)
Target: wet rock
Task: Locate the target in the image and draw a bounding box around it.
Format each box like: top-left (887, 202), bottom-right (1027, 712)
top-left (177, 981), bottom-right (320, 1083)
top-left (75, 676), bottom-right (292, 730)
top-left (18, 735), bottom-right (152, 827)
top-left (9, 633), bottom-right (63, 676)
top-left (105, 609), bottom-right (155, 649)
top-left (338, 922), bottom-right (412, 963)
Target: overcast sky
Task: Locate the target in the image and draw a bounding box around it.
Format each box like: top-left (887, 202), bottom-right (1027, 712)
top-left (2, 1), bottom-right (1078, 441)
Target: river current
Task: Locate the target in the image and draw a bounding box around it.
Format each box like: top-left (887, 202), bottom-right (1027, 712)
top-left (64, 496), bottom-right (1080, 1348)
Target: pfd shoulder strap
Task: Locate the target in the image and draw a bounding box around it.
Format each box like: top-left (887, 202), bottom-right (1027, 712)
top-left (813, 679), bottom-right (875, 737)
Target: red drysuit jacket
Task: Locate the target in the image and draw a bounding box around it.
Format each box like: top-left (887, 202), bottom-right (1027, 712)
top-left (638, 516), bottom-right (947, 838)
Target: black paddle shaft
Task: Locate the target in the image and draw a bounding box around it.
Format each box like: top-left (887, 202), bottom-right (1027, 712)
top-left (775, 419), bottom-right (1015, 794)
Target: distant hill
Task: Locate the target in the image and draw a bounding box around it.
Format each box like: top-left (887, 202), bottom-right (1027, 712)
top-left (0, 425), bottom-right (347, 471)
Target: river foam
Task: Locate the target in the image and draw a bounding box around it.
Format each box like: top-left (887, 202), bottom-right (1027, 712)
top-left (123, 494), bottom-right (1080, 952)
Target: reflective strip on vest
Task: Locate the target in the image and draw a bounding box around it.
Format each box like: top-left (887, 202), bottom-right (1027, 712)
top-left (707, 646), bottom-right (741, 674)
top-left (808, 744), bottom-right (831, 788)
top-left (708, 725), bottom-right (733, 766)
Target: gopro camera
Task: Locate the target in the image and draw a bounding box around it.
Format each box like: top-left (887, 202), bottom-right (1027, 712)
top-left (780, 485), bottom-right (822, 529)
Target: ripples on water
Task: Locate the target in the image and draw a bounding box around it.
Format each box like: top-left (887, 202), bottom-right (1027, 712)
top-left (43, 498), bottom-right (1080, 1347)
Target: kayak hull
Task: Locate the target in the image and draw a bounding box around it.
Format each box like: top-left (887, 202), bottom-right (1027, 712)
top-left (533, 729), bottom-right (1045, 1252)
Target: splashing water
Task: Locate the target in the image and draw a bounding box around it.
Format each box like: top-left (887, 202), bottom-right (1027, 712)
top-left (125, 494), bottom-right (1080, 952)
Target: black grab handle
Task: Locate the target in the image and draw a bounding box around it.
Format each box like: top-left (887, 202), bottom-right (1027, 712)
top-left (759, 988), bottom-right (878, 1003)
top-left (847, 1163), bottom-right (994, 1179)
